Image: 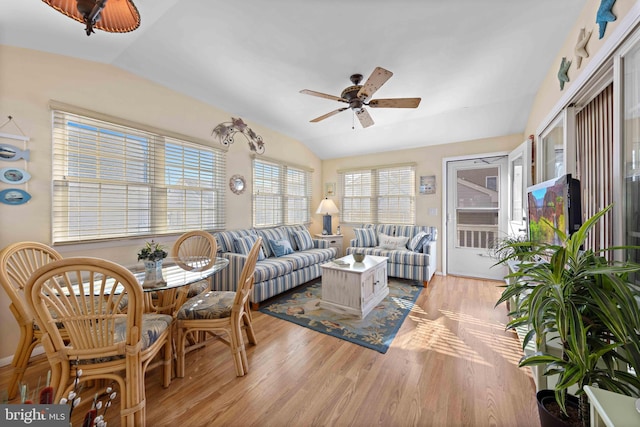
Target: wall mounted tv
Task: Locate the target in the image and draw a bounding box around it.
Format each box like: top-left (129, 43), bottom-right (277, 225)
top-left (526, 174), bottom-right (582, 245)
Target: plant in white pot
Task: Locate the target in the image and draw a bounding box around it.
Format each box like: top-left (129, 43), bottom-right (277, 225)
top-left (137, 240), bottom-right (168, 287)
top-left (495, 204), bottom-right (640, 427)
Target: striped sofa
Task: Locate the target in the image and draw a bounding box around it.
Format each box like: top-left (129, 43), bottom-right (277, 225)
top-left (211, 225), bottom-right (337, 308)
top-left (346, 224), bottom-right (438, 287)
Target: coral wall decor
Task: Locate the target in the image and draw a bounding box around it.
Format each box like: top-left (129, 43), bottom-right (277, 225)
top-left (596, 0), bottom-right (616, 39)
top-left (575, 27), bottom-right (592, 68)
top-left (558, 57), bottom-right (571, 90)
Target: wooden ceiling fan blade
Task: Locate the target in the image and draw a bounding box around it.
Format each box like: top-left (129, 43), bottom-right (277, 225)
top-left (368, 98), bottom-right (421, 108)
top-left (310, 108), bottom-right (348, 123)
top-left (300, 89), bottom-right (347, 103)
top-left (355, 108), bottom-right (374, 128)
top-left (357, 67), bottom-right (393, 101)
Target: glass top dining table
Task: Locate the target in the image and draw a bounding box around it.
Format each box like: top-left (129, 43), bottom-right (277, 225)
top-left (127, 256), bottom-right (229, 314)
top-left (127, 256), bottom-right (229, 292)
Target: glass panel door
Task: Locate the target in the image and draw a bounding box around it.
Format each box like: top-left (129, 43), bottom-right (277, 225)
top-left (622, 40), bottom-right (640, 284)
top-left (446, 156), bottom-right (508, 280)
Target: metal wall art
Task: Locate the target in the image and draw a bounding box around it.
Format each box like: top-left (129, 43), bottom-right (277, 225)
top-left (212, 117), bottom-right (265, 154)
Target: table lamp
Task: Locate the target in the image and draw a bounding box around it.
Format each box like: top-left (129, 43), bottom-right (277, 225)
top-left (316, 198), bottom-right (339, 235)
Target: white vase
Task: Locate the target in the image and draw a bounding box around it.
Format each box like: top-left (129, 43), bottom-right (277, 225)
top-left (143, 259), bottom-right (165, 288)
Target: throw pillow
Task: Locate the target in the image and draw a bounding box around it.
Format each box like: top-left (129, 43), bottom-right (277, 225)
top-left (291, 229), bottom-right (314, 251)
top-left (268, 238), bottom-right (294, 257)
top-left (377, 233), bottom-right (409, 250)
top-left (234, 234), bottom-right (266, 260)
top-left (354, 227), bottom-right (377, 247)
top-left (407, 231), bottom-right (431, 252)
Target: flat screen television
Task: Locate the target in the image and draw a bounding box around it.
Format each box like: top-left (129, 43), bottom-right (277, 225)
top-left (526, 174), bottom-right (582, 245)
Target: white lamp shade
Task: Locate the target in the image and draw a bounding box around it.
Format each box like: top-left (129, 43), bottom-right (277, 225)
top-left (316, 198), bottom-right (339, 215)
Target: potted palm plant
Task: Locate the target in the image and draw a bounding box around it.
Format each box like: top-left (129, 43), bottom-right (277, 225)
top-left (495, 204), bottom-right (640, 427)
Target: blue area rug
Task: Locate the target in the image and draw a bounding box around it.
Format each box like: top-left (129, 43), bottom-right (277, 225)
top-left (259, 279), bottom-right (422, 353)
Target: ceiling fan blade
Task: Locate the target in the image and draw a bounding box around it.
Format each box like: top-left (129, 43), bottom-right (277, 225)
top-left (300, 89), bottom-right (347, 103)
top-left (368, 98), bottom-right (421, 108)
top-left (310, 107), bottom-right (348, 123)
top-left (355, 108), bottom-right (374, 128)
top-left (357, 67), bottom-right (393, 101)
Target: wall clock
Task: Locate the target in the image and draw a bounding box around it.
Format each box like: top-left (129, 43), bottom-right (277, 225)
top-left (229, 175), bottom-right (246, 195)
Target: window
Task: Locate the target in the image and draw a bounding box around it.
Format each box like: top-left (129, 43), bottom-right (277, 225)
top-left (252, 157), bottom-right (312, 227)
top-left (339, 164), bottom-right (415, 224)
top-left (52, 110), bottom-right (226, 244)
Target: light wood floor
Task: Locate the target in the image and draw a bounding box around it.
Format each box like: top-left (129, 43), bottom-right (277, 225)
top-left (0, 275), bottom-right (540, 426)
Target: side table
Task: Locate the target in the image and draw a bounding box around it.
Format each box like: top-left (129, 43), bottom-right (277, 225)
top-left (315, 234), bottom-right (343, 257)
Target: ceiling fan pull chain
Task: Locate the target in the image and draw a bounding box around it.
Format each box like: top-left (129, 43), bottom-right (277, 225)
top-left (352, 110), bottom-right (355, 130)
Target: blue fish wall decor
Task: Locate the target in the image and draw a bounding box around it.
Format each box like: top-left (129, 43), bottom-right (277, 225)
top-left (0, 143), bottom-right (30, 162)
top-left (0, 167), bottom-right (31, 184)
top-left (0, 188), bottom-right (32, 205)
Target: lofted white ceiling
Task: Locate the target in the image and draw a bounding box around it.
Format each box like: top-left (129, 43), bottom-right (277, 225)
top-left (0, 0), bottom-right (586, 159)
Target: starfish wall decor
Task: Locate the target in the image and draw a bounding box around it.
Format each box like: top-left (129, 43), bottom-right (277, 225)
top-left (212, 117), bottom-right (265, 154)
top-left (558, 57), bottom-right (571, 90)
top-left (596, 0), bottom-right (616, 39)
top-left (574, 27), bottom-right (592, 69)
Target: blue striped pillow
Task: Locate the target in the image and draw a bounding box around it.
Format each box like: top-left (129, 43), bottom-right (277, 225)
top-left (292, 229), bottom-right (313, 251)
top-left (234, 235), bottom-right (266, 260)
top-left (354, 228), bottom-right (377, 247)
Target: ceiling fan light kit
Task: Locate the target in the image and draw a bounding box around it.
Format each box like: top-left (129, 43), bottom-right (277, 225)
top-left (42, 0), bottom-right (141, 36)
top-left (300, 66), bottom-right (421, 128)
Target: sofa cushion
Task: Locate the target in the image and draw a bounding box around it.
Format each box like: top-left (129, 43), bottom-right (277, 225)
top-left (234, 234), bottom-right (266, 260)
top-left (279, 248), bottom-right (335, 270)
top-left (253, 258), bottom-right (296, 282)
top-left (377, 233), bottom-right (409, 250)
top-left (408, 231), bottom-right (431, 252)
top-left (215, 229), bottom-right (256, 253)
top-left (347, 247), bottom-right (429, 266)
top-left (354, 227), bottom-right (377, 247)
top-left (256, 228), bottom-right (290, 257)
top-left (268, 238), bottom-right (294, 257)
top-left (282, 225), bottom-right (306, 250)
top-left (291, 229), bottom-right (314, 251)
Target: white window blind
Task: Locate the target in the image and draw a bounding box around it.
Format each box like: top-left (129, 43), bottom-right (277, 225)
top-left (52, 110), bottom-right (226, 244)
top-left (340, 164), bottom-right (415, 224)
top-left (253, 158), bottom-right (312, 227)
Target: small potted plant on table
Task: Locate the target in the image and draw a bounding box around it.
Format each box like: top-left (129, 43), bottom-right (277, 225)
top-left (137, 240), bottom-right (167, 287)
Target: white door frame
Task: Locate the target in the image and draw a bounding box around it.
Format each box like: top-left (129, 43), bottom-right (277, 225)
top-left (441, 151), bottom-right (510, 277)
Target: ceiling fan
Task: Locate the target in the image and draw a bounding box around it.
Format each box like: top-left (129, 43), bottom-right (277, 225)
top-left (300, 66), bottom-right (421, 128)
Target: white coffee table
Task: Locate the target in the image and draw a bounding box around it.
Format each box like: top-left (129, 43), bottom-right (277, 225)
top-left (320, 254), bottom-right (388, 318)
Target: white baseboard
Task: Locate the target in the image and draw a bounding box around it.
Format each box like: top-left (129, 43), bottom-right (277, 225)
top-left (0, 345), bottom-right (44, 367)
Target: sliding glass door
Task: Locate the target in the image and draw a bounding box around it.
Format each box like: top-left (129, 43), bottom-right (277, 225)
top-left (622, 39), bottom-right (640, 284)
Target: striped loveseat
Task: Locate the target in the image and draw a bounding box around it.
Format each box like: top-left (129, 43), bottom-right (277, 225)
top-left (346, 224), bottom-right (437, 287)
top-left (211, 225), bottom-right (337, 308)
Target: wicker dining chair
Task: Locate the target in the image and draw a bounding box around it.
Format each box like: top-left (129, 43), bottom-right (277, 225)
top-left (175, 236), bottom-right (261, 378)
top-left (26, 257), bottom-right (173, 427)
top-left (0, 241), bottom-right (64, 400)
top-left (168, 230), bottom-right (219, 314)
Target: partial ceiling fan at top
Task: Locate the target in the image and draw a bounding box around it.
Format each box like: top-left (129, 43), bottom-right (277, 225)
top-left (300, 67), bottom-right (421, 129)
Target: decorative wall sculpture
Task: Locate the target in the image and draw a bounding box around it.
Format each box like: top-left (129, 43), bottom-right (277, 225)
top-left (212, 117), bottom-right (265, 154)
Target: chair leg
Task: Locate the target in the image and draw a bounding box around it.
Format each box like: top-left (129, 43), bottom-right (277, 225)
top-left (162, 327), bottom-right (172, 388)
top-left (242, 312), bottom-right (257, 346)
top-left (176, 325), bottom-right (186, 378)
top-left (7, 325), bottom-right (37, 400)
top-left (229, 326), bottom-right (246, 377)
